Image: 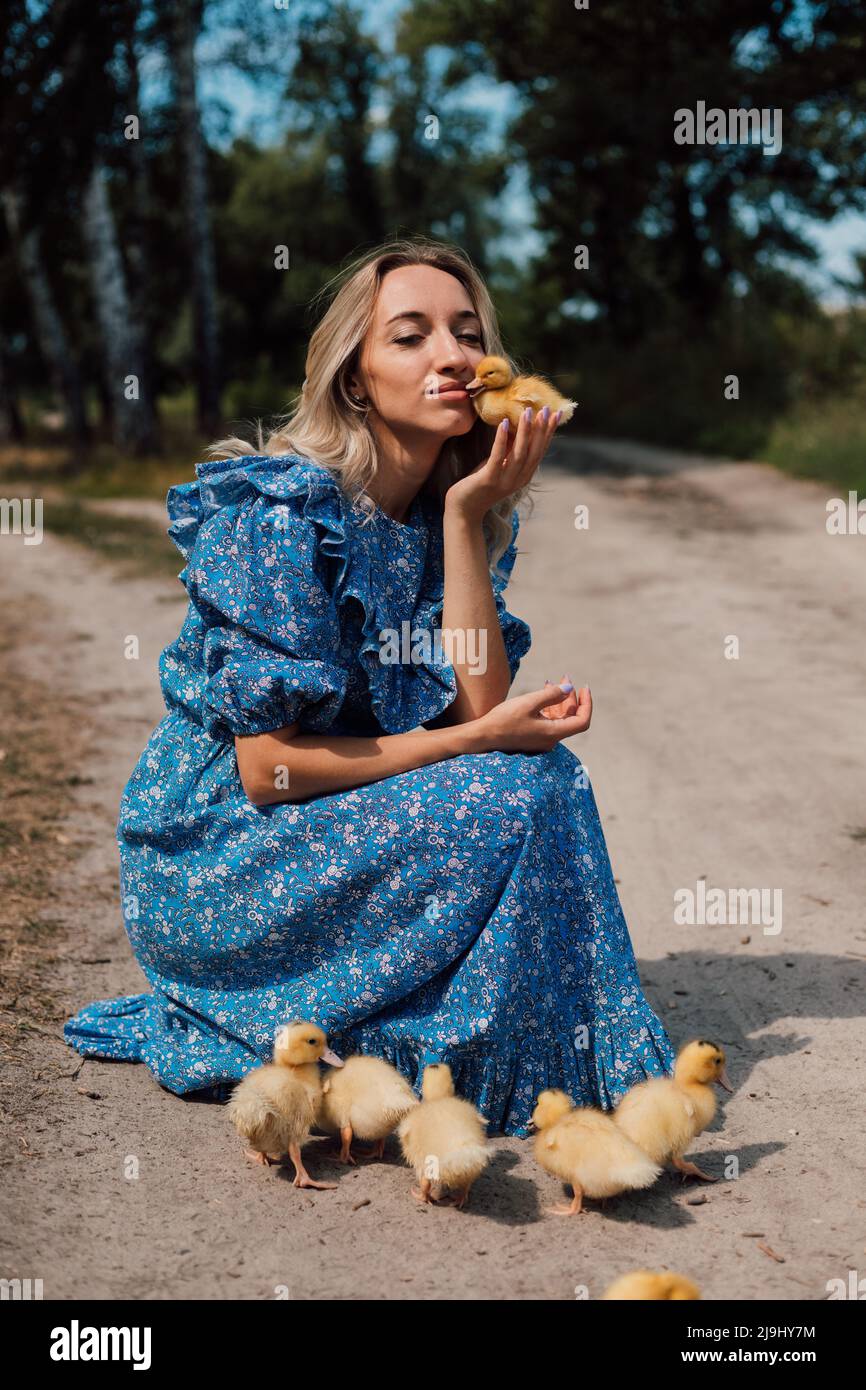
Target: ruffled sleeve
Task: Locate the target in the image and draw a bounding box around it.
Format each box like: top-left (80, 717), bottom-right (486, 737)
top-left (169, 459), bottom-right (349, 742)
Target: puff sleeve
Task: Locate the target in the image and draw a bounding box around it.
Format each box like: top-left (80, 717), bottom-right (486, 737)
top-left (182, 495), bottom-right (349, 742)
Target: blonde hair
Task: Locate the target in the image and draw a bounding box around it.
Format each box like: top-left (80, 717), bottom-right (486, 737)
top-left (208, 236), bottom-right (535, 578)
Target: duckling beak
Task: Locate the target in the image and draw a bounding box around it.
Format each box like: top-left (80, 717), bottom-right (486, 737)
top-left (464, 377), bottom-right (483, 395)
top-left (321, 1047), bottom-right (344, 1067)
top-left (527, 1120), bottom-right (537, 1133)
top-left (717, 1066), bottom-right (734, 1092)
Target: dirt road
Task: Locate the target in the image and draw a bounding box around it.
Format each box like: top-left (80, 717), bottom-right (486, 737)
top-left (2, 440), bottom-right (864, 1300)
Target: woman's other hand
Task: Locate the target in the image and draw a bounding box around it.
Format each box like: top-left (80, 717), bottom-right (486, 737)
top-left (540, 674), bottom-right (579, 720)
top-left (472, 682), bottom-right (592, 754)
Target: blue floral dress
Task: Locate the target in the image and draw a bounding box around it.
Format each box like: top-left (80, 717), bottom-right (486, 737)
top-left (64, 453), bottom-right (675, 1136)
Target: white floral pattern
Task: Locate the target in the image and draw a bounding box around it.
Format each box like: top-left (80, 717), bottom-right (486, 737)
top-left (64, 453), bottom-right (675, 1136)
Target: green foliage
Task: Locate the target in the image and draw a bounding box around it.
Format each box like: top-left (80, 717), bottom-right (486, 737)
top-left (760, 391), bottom-right (866, 493)
top-left (223, 360), bottom-right (300, 426)
top-left (2, 0), bottom-right (865, 490)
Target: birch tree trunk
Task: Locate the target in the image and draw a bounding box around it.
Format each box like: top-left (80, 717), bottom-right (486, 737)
top-left (169, 0), bottom-right (221, 434)
top-left (81, 160), bottom-right (159, 455)
top-left (125, 27), bottom-right (160, 449)
top-left (1, 187), bottom-right (89, 443)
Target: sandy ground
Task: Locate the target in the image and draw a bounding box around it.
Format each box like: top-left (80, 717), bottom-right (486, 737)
top-left (1, 438), bottom-right (865, 1301)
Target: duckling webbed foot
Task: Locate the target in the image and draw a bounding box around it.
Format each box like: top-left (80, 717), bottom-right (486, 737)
top-left (548, 1186), bottom-right (586, 1216)
top-left (244, 1148), bottom-right (278, 1167)
top-left (289, 1141), bottom-right (338, 1190)
top-left (673, 1155), bottom-right (718, 1183)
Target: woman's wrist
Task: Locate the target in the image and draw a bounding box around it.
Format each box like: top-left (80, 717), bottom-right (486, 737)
top-left (444, 713), bottom-right (490, 757)
top-left (443, 494), bottom-right (487, 529)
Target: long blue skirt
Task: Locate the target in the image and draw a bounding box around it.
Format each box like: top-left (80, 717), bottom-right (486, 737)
top-left (64, 721), bottom-right (674, 1137)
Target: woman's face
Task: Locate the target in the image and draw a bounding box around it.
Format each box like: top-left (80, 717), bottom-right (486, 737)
top-left (349, 264), bottom-right (486, 445)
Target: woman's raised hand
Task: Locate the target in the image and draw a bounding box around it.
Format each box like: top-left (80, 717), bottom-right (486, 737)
top-left (473, 682), bottom-right (592, 754)
top-left (444, 406), bottom-right (562, 524)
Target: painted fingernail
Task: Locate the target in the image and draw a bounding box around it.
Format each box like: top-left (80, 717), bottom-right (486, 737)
top-left (523, 407), bottom-right (532, 422)
top-left (554, 410), bottom-right (562, 424)
top-left (560, 681), bottom-right (574, 693)
top-left (541, 406), bottom-right (550, 422)
top-left (500, 418), bottom-right (509, 432)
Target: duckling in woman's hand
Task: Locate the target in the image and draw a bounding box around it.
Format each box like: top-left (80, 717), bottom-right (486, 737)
top-left (396, 1063), bottom-right (490, 1208)
top-left (613, 1039), bottom-right (733, 1183)
top-left (530, 1089), bottom-right (662, 1215)
top-left (317, 1053), bottom-right (419, 1164)
top-left (464, 354), bottom-right (577, 430)
top-left (602, 1270), bottom-right (701, 1300)
top-left (226, 1020), bottom-right (344, 1190)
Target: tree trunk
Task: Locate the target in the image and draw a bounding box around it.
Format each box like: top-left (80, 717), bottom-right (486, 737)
top-left (81, 161), bottom-right (160, 455)
top-left (169, 0), bottom-right (221, 434)
top-left (0, 344), bottom-right (25, 442)
top-left (124, 27), bottom-right (161, 451)
top-left (1, 186), bottom-right (89, 443)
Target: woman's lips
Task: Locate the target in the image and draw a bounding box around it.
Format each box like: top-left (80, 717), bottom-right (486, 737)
top-left (437, 388), bottom-right (469, 398)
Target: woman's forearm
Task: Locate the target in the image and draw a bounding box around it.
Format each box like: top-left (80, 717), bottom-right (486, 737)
top-left (440, 503), bottom-right (511, 723)
top-left (236, 718), bottom-right (485, 807)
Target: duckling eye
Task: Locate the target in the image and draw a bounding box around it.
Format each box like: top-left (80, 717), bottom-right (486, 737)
top-left (307, 1037), bottom-right (316, 1045)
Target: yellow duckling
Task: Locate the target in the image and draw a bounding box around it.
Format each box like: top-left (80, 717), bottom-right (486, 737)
top-left (396, 1063), bottom-right (490, 1208)
top-left (226, 1020), bottom-right (344, 1190)
top-left (464, 354), bottom-right (577, 430)
top-left (602, 1270), bottom-right (701, 1300)
top-left (317, 1053), bottom-right (419, 1164)
top-left (613, 1039), bottom-right (734, 1183)
top-left (530, 1089), bottom-right (662, 1216)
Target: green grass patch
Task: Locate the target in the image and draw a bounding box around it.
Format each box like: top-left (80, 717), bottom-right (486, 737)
top-left (42, 499), bottom-right (185, 581)
top-left (757, 393), bottom-right (866, 495)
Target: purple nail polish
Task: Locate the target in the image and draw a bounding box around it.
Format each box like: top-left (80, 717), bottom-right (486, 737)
top-left (560, 681), bottom-right (574, 693)
top-left (500, 418), bottom-right (509, 432)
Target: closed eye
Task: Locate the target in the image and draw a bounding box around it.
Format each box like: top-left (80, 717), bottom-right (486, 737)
top-left (394, 333), bottom-right (482, 346)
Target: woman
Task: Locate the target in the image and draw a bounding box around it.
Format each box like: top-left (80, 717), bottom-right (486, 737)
top-left (64, 237), bottom-right (675, 1136)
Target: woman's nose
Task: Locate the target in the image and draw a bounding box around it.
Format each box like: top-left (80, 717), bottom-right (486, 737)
top-left (431, 347), bottom-right (473, 376)
top-left (430, 328), bottom-right (473, 363)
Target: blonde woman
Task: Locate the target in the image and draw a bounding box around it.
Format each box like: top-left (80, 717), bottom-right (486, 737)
top-left (65, 238), bottom-right (674, 1138)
